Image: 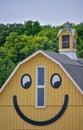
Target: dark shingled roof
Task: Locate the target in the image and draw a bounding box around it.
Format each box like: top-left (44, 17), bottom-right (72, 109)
top-left (42, 50), bottom-right (83, 92)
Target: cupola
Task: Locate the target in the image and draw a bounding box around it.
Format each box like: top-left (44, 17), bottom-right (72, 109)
top-left (57, 22), bottom-right (78, 60)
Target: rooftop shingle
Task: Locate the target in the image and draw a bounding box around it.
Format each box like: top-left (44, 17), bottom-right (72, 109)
top-left (42, 50), bottom-right (83, 92)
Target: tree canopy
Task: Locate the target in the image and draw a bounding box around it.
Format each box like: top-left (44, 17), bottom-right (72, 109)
top-left (0, 20), bottom-right (83, 88)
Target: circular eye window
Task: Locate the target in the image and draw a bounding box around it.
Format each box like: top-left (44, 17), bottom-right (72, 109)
top-left (21, 74), bottom-right (32, 89)
top-left (50, 73), bottom-right (62, 88)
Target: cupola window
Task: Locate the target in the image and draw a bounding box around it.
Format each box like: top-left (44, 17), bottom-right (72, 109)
top-left (62, 35), bottom-right (69, 48)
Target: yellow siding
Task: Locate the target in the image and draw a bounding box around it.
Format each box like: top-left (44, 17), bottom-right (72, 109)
top-left (0, 106), bottom-right (83, 130)
top-left (80, 106), bottom-right (83, 130)
top-left (0, 53), bottom-right (83, 130)
top-left (59, 30), bottom-right (76, 51)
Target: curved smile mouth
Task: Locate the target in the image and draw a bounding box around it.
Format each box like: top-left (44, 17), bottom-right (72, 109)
top-left (13, 95), bottom-right (69, 126)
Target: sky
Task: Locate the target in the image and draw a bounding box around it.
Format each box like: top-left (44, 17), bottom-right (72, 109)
top-left (0, 0), bottom-right (83, 26)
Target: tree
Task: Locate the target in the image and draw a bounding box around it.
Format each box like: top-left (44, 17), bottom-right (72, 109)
top-left (24, 20), bottom-right (33, 35)
top-left (0, 24), bottom-right (8, 45)
top-left (0, 58), bottom-right (15, 88)
top-left (77, 37), bottom-right (83, 58)
top-left (0, 21), bottom-right (83, 88)
top-left (24, 20), bottom-right (42, 36)
top-left (7, 23), bottom-right (24, 35)
top-left (32, 21), bottom-right (42, 35)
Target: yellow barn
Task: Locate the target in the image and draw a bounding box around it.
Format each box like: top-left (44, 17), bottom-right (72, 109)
top-left (0, 22), bottom-right (83, 130)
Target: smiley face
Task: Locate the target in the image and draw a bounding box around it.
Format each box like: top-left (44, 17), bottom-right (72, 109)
top-left (13, 73), bottom-right (69, 126)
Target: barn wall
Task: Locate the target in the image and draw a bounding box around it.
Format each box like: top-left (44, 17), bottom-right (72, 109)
top-left (0, 53), bottom-right (83, 130)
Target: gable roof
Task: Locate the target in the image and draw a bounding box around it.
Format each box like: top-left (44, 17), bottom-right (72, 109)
top-left (0, 50), bottom-right (83, 94)
top-left (57, 22), bottom-right (77, 37)
top-left (57, 28), bottom-right (76, 38)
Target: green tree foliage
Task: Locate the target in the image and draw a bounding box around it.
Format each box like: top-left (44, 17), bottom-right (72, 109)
top-left (0, 47), bottom-right (15, 86)
top-left (0, 20), bottom-right (83, 88)
top-left (24, 20), bottom-right (42, 35)
top-left (75, 22), bottom-right (83, 57)
top-left (7, 23), bottom-right (24, 35)
top-left (0, 24), bottom-right (8, 45)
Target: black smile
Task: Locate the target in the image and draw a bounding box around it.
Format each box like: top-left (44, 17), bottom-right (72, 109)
top-left (13, 95), bottom-right (69, 126)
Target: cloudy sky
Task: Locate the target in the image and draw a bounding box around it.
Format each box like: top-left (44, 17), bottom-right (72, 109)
top-left (0, 0), bottom-right (83, 26)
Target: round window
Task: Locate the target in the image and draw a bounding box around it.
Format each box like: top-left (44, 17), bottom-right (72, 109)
top-left (50, 73), bottom-right (62, 88)
top-left (21, 74), bottom-right (32, 89)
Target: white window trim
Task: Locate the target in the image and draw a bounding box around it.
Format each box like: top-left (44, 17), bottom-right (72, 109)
top-left (36, 66), bottom-right (46, 108)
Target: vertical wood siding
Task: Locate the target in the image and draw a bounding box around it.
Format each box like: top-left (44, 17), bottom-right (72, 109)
top-left (0, 53), bottom-right (83, 130)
